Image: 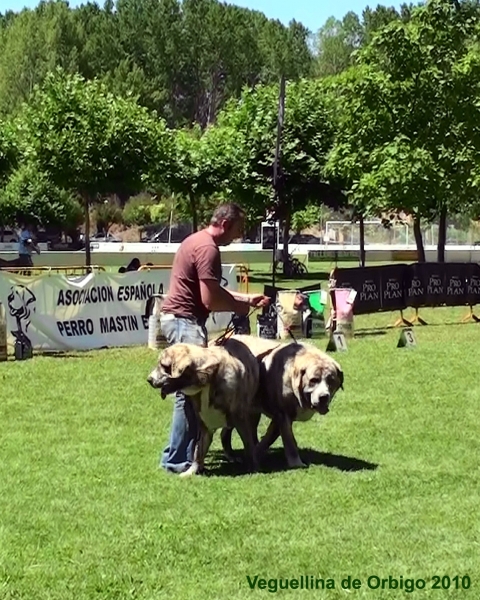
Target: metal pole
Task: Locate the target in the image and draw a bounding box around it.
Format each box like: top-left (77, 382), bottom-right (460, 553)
top-left (168, 195), bottom-right (174, 245)
top-left (271, 75), bottom-right (286, 292)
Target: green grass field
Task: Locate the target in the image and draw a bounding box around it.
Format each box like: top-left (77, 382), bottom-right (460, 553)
top-left (1, 264), bottom-right (479, 599)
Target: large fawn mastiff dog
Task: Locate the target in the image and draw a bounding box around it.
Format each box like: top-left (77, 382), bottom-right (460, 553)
top-left (147, 335), bottom-right (277, 477)
top-left (220, 336), bottom-right (345, 470)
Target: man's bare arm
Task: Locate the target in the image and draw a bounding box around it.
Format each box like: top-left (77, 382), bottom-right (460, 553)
top-left (199, 280), bottom-right (250, 315)
top-left (227, 289), bottom-right (270, 307)
top-left (200, 282), bottom-right (270, 313)
top-left (228, 290), bottom-right (251, 301)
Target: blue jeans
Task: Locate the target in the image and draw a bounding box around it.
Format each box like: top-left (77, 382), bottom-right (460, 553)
top-left (159, 314), bottom-right (208, 474)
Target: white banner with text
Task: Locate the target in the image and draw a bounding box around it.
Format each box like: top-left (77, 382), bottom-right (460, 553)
top-left (0, 265), bottom-right (238, 352)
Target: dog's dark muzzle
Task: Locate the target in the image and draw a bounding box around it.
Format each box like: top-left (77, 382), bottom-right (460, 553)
top-left (159, 379), bottom-right (182, 399)
top-left (313, 394), bottom-right (331, 415)
top-left (147, 372), bottom-right (191, 399)
top-left (316, 401), bottom-right (330, 415)
top-left (147, 373), bottom-right (172, 396)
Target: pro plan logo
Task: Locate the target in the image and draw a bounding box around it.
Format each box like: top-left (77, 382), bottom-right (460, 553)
top-left (7, 284), bottom-right (36, 349)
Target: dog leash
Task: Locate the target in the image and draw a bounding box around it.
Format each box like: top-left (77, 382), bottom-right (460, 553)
top-left (212, 306), bottom-right (260, 346)
top-left (213, 293), bottom-right (303, 347)
top-left (268, 301), bottom-right (298, 344)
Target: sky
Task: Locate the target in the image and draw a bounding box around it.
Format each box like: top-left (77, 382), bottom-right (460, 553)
top-left (0, 0), bottom-right (408, 33)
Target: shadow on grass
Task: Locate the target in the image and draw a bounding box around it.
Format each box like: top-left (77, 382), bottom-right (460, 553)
top-left (248, 271), bottom-right (332, 285)
top-left (204, 447), bottom-right (379, 478)
top-left (383, 320), bottom-right (479, 330)
top-left (354, 329), bottom-right (388, 338)
top-left (38, 352), bottom-right (98, 359)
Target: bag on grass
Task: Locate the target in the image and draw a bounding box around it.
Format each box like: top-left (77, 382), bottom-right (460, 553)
top-left (146, 294), bottom-right (168, 349)
top-left (276, 290), bottom-right (304, 340)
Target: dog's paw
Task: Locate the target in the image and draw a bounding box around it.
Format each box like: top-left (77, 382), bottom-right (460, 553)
top-left (287, 457), bottom-right (309, 470)
top-left (179, 463), bottom-right (204, 478)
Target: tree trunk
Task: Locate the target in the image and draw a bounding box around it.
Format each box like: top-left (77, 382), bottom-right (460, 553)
top-left (282, 210), bottom-right (291, 276)
top-left (413, 215), bottom-right (426, 262)
top-left (359, 213), bottom-right (366, 267)
top-left (437, 205), bottom-right (447, 263)
top-left (84, 195), bottom-right (92, 272)
top-left (189, 191), bottom-right (198, 232)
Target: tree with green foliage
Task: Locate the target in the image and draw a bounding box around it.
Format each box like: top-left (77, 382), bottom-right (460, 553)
top-left (15, 68), bottom-right (173, 267)
top-left (0, 118), bottom-right (17, 188)
top-left (71, 0), bottom-right (313, 128)
top-left (314, 12), bottom-right (364, 77)
top-left (313, 4), bottom-right (415, 77)
top-left (91, 197), bottom-right (123, 235)
top-left (123, 194), bottom-right (156, 230)
top-left (0, 160), bottom-right (83, 233)
top-left (0, 0), bottom-right (81, 115)
top-left (216, 77), bottom-right (344, 270)
top-left (326, 0), bottom-right (480, 262)
top-left (161, 127), bottom-right (204, 232)
top-left (291, 204), bottom-right (331, 235)
top-left (361, 3), bottom-right (415, 43)
top-left (123, 193), bottom-right (170, 237)
top-left (0, 118), bottom-right (20, 231)
top-left (161, 123), bottom-right (244, 231)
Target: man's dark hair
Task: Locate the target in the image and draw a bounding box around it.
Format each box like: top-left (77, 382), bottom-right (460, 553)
top-left (210, 202), bottom-right (245, 226)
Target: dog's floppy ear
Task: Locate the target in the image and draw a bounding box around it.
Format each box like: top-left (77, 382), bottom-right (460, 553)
top-left (337, 366), bottom-right (344, 390)
top-left (196, 354), bottom-right (220, 385)
top-left (292, 366), bottom-right (306, 407)
top-left (159, 347), bottom-right (174, 369)
top-left (160, 346), bottom-right (188, 378)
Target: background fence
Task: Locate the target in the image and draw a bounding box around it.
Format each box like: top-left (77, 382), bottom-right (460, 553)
top-left (324, 220), bottom-right (480, 246)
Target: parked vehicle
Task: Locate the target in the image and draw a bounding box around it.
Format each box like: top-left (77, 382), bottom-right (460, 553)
top-left (0, 228), bottom-right (18, 243)
top-left (142, 223), bottom-right (193, 244)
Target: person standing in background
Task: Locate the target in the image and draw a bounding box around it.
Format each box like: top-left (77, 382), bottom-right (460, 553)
top-left (17, 223), bottom-right (41, 268)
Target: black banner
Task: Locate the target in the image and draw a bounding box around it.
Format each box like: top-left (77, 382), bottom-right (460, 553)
top-left (421, 263), bottom-right (446, 308)
top-left (443, 263), bottom-right (469, 307)
top-left (335, 262), bottom-right (480, 314)
top-left (466, 263), bottom-right (480, 306)
top-left (333, 265), bottom-right (407, 315)
top-left (405, 262), bottom-right (468, 309)
top-left (263, 262), bottom-right (480, 318)
top-left (404, 263), bottom-right (427, 309)
top-left (379, 264), bottom-right (408, 313)
top-left (332, 266), bottom-right (380, 315)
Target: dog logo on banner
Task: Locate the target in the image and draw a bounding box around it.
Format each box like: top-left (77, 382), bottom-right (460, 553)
top-left (7, 285), bottom-right (37, 351)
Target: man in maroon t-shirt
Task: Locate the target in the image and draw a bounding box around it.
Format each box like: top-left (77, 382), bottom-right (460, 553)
top-left (158, 202), bottom-right (270, 475)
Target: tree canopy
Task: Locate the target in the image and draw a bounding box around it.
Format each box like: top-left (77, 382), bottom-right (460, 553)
top-left (325, 0), bottom-right (480, 260)
top-left (13, 67), bottom-right (173, 264)
top-left (1, 0), bottom-right (480, 264)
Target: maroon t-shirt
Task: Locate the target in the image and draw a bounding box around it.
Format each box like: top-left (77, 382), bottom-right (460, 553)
top-left (161, 229), bottom-right (222, 322)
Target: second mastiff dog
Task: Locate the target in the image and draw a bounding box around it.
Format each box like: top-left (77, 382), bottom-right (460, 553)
top-left (220, 336), bottom-right (344, 470)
